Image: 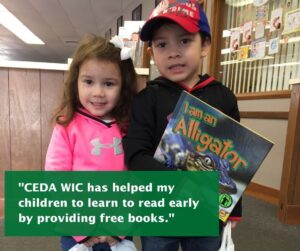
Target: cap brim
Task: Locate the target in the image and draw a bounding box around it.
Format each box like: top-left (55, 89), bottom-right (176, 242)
top-left (140, 15), bottom-right (199, 41)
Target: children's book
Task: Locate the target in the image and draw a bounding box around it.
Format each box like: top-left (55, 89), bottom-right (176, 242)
top-left (154, 91), bottom-right (274, 222)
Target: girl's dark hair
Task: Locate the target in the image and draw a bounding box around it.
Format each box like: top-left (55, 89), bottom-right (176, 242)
top-left (53, 34), bottom-right (137, 133)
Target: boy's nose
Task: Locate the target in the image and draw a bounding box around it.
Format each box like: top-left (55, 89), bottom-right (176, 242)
top-left (168, 47), bottom-right (181, 59)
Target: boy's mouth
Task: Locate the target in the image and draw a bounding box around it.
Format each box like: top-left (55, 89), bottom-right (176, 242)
top-left (168, 64), bottom-right (185, 71)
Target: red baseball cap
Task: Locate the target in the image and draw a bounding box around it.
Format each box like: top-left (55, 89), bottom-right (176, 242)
top-left (140, 0), bottom-right (211, 41)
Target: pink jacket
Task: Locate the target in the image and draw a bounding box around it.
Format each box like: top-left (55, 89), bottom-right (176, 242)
top-left (45, 110), bottom-right (126, 171)
top-left (45, 110), bottom-right (126, 242)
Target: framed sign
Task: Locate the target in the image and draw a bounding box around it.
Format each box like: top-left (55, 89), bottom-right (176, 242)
top-left (132, 4), bottom-right (142, 21)
top-left (117, 16), bottom-right (123, 35)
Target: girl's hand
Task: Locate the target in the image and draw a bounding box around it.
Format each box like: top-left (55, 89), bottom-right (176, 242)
top-left (105, 236), bottom-right (119, 246)
top-left (83, 236), bottom-right (102, 247)
top-left (83, 236), bottom-right (119, 247)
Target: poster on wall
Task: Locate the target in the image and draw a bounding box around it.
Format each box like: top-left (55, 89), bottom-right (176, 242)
top-left (268, 37), bottom-right (279, 55)
top-left (270, 8), bottom-right (283, 32)
top-left (230, 29), bottom-right (240, 52)
top-left (283, 9), bottom-right (300, 34)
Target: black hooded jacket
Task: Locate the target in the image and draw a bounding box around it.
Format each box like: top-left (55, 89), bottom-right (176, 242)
top-left (123, 74), bottom-right (242, 218)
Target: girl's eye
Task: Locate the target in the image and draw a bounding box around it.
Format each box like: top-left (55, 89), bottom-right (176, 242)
top-left (104, 81), bottom-right (114, 87)
top-left (84, 79), bottom-right (93, 85)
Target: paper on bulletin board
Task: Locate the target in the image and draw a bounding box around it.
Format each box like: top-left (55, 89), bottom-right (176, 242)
top-left (255, 4), bottom-right (269, 21)
top-left (268, 37), bottom-right (279, 55)
top-left (283, 9), bottom-right (300, 34)
top-left (230, 29), bottom-right (241, 52)
top-left (270, 8), bottom-right (283, 32)
top-left (243, 21), bottom-right (253, 43)
top-left (255, 22), bottom-right (265, 39)
top-left (251, 39), bottom-right (266, 59)
top-left (253, 0), bottom-right (268, 6)
top-left (238, 46), bottom-right (249, 60)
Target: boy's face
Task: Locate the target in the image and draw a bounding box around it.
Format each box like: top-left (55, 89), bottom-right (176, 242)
top-left (148, 22), bottom-right (210, 88)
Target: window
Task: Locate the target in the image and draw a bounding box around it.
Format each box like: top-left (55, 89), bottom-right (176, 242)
top-left (217, 0), bottom-right (300, 93)
top-left (117, 16), bottom-right (123, 35)
top-left (132, 4), bottom-right (142, 21)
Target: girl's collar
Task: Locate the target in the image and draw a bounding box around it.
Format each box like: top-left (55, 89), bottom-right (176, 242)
top-left (77, 108), bottom-right (116, 127)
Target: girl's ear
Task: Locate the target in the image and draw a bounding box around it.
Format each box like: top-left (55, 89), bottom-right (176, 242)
top-left (201, 41), bottom-right (211, 58)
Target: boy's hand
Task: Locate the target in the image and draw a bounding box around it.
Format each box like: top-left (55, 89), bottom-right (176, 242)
top-left (230, 221), bottom-right (238, 229)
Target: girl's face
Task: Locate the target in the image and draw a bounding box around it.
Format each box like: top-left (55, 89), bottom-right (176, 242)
top-left (78, 58), bottom-right (122, 120)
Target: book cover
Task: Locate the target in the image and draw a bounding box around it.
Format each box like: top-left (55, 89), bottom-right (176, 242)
top-left (154, 91), bottom-right (274, 222)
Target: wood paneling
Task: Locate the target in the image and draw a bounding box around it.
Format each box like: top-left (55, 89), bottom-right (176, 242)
top-left (240, 111), bottom-right (288, 120)
top-left (209, 0), bottom-right (225, 79)
top-left (41, 70), bottom-right (64, 168)
top-left (0, 68), bottom-right (65, 217)
top-left (279, 83), bottom-right (300, 224)
top-left (9, 69), bottom-right (41, 170)
top-left (0, 68), bottom-right (10, 199)
top-left (245, 182), bottom-right (279, 205)
top-left (237, 90), bottom-right (291, 100)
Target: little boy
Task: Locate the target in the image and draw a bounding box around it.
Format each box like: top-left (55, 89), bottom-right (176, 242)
top-left (123, 0), bottom-right (241, 250)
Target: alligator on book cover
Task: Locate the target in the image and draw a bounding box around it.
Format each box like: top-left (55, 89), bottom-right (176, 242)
top-left (154, 91), bottom-right (274, 222)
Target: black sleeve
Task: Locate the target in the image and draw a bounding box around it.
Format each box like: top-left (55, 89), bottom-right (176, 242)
top-left (123, 87), bottom-right (169, 171)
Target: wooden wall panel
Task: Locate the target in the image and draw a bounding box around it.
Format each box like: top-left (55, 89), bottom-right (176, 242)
top-left (41, 70), bottom-right (64, 169)
top-left (0, 68), bottom-right (10, 200)
top-left (9, 69), bottom-right (41, 170)
top-left (279, 83), bottom-right (300, 224)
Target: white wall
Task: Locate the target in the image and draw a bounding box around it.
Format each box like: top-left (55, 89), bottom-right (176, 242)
top-left (238, 98), bottom-right (290, 190)
top-left (101, 0), bottom-right (155, 37)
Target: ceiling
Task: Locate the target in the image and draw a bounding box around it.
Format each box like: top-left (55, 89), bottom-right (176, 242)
top-left (0, 0), bottom-right (137, 63)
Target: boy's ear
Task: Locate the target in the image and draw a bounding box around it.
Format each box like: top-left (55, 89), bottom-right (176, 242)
top-left (147, 47), bottom-right (154, 57)
top-left (201, 41), bottom-right (211, 58)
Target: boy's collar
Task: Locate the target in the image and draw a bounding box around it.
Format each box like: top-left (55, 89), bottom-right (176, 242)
top-left (153, 74), bottom-right (215, 93)
top-left (174, 75), bottom-right (215, 93)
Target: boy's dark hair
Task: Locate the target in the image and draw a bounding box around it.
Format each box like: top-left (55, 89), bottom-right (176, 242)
top-left (147, 19), bottom-right (211, 47)
top-left (53, 34), bottom-right (137, 133)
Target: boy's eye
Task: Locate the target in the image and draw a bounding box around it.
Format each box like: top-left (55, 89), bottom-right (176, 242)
top-left (181, 38), bottom-right (191, 44)
top-left (154, 42), bottom-right (166, 48)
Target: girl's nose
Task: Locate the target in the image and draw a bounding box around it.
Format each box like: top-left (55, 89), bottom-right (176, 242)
top-left (93, 85), bottom-right (105, 97)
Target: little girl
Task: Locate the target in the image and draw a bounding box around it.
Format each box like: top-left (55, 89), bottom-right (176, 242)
top-left (45, 35), bottom-right (137, 251)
